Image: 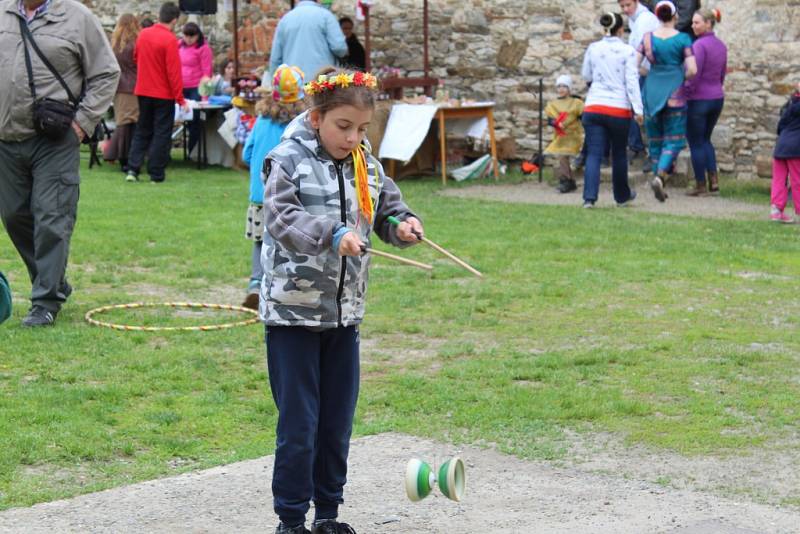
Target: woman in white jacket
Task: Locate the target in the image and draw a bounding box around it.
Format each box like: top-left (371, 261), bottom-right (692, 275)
top-left (581, 12), bottom-right (644, 208)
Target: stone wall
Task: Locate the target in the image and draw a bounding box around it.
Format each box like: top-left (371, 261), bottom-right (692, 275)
top-left (83, 0), bottom-right (287, 74)
top-left (86, 0), bottom-right (800, 178)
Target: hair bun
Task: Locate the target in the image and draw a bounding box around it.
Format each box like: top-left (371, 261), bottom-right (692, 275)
top-left (600, 13), bottom-right (614, 28)
top-left (713, 8), bottom-right (722, 23)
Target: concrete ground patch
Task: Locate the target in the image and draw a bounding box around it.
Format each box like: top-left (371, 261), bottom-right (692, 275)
top-left (1, 433), bottom-right (798, 533)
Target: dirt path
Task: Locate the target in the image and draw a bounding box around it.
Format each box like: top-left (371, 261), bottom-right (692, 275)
top-left (1, 433), bottom-right (798, 534)
top-left (440, 177), bottom-right (766, 220)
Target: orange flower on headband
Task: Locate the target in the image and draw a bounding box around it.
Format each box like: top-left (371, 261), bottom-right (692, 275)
top-left (305, 72), bottom-right (378, 96)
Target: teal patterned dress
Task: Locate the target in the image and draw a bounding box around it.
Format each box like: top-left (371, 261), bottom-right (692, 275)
top-left (640, 32), bottom-right (694, 174)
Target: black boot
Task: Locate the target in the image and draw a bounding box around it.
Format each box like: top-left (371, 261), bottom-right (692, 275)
top-left (557, 177), bottom-right (577, 193)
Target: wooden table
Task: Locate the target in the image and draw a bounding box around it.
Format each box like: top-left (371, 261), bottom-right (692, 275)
top-left (436, 103), bottom-right (499, 185)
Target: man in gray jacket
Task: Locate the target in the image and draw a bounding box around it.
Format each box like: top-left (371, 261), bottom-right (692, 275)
top-left (0, 0), bottom-right (119, 326)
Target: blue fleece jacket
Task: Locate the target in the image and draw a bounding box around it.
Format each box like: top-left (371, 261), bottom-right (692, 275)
top-left (243, 116), bottom-right (288, 204)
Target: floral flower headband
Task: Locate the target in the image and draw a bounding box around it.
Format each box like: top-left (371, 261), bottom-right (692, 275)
top-left (304, 71), bottom-right (379, 96)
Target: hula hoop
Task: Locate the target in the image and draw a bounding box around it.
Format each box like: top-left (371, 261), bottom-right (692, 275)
top-left (85, 302), bottom-right (260, 332)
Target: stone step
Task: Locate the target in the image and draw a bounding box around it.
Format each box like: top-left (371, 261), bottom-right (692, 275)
top-left (598, 166), bottom-right (692, 187)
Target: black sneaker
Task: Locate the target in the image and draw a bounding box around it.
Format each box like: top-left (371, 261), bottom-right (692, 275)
top-left (22, 306), bottom-right (57, 327)
top-left (312, 519), bottom-right (357, 534)
top-left (275, 523), bottom-right (311, 534)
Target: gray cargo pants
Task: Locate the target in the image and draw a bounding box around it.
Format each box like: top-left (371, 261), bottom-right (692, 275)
top-left (0, 130), bottom-right (81, 313)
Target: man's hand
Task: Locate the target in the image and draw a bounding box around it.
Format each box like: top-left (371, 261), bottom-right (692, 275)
top-left (635, 114), bottom-right (644, 126)
top-left (71, 121), bottom-right (85, 142)
top-left (397, 217), bottom-right (424, 242)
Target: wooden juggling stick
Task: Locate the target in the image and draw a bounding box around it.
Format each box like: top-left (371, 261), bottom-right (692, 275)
top-left (360, 245), bottom-right (433, 271)
top-left (387, 216), bottom-right (483, 278)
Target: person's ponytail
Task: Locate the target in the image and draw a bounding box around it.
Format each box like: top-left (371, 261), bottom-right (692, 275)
top-left (696, 7), bottom-right (721, 27)
top-left (600, 12), bottom-right (623, 36)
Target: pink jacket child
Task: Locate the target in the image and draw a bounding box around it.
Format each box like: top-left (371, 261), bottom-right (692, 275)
top-left (178, 24), bottom-right (213, 90)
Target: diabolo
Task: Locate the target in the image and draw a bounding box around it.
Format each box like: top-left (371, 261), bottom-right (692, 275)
top-left (404, 457), bottom-right (466, 502)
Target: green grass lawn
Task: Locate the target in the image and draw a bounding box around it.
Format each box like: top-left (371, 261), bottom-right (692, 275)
top-left (1, 156), bottom-right (799, 510)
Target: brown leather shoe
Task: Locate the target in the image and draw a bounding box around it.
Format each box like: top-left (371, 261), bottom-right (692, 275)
top-left (686, 182), bottom-right (708, 197)
top-left (708, 171), bottom-right (719, 194)
top-left (651, 171), bottom-right (669, 202)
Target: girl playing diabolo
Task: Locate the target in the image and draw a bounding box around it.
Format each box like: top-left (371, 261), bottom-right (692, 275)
top-left (260, 67), bottom-right (423, 534)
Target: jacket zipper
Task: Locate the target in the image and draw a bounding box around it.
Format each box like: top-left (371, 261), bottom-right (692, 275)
top-left (334, 161), bottom-right (347, 326)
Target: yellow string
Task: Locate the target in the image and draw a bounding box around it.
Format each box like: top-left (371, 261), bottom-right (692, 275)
top-left (352, 145), bottom-right (378, 223)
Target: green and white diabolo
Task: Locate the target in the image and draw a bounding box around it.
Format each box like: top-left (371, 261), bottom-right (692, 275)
top-left (404, 457), bottom-right (466, 502)
top-left (405, 458), bottom-right (435, 501)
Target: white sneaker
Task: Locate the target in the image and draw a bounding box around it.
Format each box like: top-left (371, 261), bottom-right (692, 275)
top-left (125, 171), bottom-right (138, 183)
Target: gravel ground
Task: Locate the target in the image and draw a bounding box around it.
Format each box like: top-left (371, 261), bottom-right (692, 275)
top-left (440, 175), bottom-right (767, 220)
top-left (1, 433), bottom-right (799, 534)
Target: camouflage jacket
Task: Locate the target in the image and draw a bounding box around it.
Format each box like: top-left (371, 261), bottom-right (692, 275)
top-left (259, 111), bottom-right (418, 328)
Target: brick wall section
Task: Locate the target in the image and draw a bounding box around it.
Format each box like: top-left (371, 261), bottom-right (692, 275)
top-left (86, 0), bottom-right (800, 178)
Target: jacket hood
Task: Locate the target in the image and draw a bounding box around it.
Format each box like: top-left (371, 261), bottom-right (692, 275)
top-left (281, 110), bottom-right (374, 161)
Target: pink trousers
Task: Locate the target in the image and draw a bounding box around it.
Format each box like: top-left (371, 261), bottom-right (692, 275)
top-left (771, 158), bottom-right (800, 214)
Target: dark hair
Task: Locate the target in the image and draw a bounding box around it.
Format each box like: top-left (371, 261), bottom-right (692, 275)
top-left (140, 17), bottom-right (154, 28)
top-left (600, 12), bottom-right (624, 35)
top-left (655, 4), bottom-right (675, 22)
top-left (218, 58), bottom-right (235, 74)
top-left (182, 22), bottom-right (204, 46)
top-left (307, 67), bottom-right (377, 116)
top-left (158, 2), bottom-right (180, 24)
top-left (339, 16), bottom-right (354, 26)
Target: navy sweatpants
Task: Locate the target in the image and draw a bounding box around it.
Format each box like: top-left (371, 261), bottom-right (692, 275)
top-left (266, 325), bottom-right (360, 527)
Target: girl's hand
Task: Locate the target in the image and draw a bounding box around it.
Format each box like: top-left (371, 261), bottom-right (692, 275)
top-left (635, 114), bottom-right (644, 126)
top-left (338, 232), bottom-right (365, 256)
top-left (397, 217), bottom-right (424, 242)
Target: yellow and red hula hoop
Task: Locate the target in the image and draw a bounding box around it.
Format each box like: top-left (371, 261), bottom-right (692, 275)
top-left (84, 302), bottom-right (259, 332)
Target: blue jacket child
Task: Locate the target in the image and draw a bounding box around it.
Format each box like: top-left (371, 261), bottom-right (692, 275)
top-left (774, 91), bottom-right (800, 159)
top-left (240, 65), bottom-right (306, 309)
top-left (770, 88), bottom-right (800, 222)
